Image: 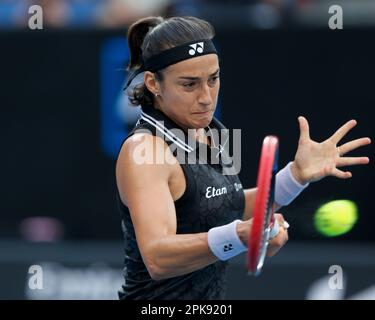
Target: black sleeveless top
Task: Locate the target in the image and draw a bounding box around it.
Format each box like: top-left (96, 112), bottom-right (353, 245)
top-left (116, 105), bottom-right (245, 300)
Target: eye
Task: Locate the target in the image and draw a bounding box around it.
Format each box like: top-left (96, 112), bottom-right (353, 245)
top-left (209, 76), bottom-right (220, 85)
top-left (183, 82), bottom-right (196, 88)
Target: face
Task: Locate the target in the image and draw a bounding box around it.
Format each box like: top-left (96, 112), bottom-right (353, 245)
top-left (145, 54), bottom-right (220, 130)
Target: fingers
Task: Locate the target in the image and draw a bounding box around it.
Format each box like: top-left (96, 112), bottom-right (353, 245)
top-left (331, 168), bottom-right (352, 179)
top-left (273, 213), bottom-right (290, 231)
top-left (268, 214), bottom-right (290, 257)
top-left (330, 119), bottom-right (357, 144)
top-left (336, 156), bottom-right (370, 167)
top-left (267, 228), bottom-right (289, 257)
top-left (338, 137), bottom-right (371, 155)
top-left (298, 116), bottom-right (310, 142)
top-left (274, 213), bottom-right (285, 225)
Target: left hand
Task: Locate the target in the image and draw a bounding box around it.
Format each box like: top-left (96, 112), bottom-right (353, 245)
top-left (266, 213), bottom-right (288, 257)
top-left (291, 116), bottom-right (371, 185)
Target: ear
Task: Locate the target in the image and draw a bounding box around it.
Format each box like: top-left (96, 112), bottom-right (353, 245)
top-left (144, 71), bottom-right (160, 95)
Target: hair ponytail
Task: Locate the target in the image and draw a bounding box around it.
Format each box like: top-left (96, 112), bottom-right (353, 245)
top-left (127, 16), bottom-right (164, 70)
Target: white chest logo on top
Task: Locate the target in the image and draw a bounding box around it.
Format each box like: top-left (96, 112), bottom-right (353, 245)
top-left (205, 186), bottom-right (227, 199)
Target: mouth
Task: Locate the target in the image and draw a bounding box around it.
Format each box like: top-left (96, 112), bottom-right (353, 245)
top-left (192, 110), bottom-right (212, 115)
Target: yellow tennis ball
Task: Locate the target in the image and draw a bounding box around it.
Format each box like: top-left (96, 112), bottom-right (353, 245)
top-left (314, 200), bottom-right (358, 237)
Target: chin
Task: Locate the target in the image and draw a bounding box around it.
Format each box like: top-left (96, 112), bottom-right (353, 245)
top-left (193, 115), bottom-right (213, 129)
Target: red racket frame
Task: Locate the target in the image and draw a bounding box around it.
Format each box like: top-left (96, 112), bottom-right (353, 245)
top-left (247, 136), bottom-right (279, 275)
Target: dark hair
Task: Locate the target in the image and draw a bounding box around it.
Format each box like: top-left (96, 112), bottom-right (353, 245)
top-left (126, 16), bottom-right (215, 108)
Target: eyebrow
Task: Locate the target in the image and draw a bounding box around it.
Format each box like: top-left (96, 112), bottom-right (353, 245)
top-left (178, 68), bottom-right (220, 80)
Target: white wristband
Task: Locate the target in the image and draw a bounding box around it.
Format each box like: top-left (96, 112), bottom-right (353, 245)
top-left (207, 220), bottom-right (247, 261)
top-left (275, 162), bottom-right (309, 206)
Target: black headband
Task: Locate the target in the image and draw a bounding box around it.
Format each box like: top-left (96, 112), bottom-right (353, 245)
top-left (144, 39), bottom-right (217, 72)
top-left (124, 39), bottom-right (217, 90)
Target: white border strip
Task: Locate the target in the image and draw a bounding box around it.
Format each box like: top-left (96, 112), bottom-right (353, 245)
top-left (141, 112), bottom-right (194, 152)
top-left (140, 114), bottom-right (193, 153)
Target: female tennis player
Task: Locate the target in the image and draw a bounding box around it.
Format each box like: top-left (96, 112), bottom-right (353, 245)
top-left (115, 16), bottom-right (371, 299)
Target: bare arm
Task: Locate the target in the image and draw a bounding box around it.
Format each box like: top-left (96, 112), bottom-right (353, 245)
top-left (243, 188), bottom-right (282, 221)
top-left (117, 134), bottom-right (288, 281)
top-left (116, 134), bottom-right (218, 280)
top-left (242, 159), bottom-right (320, 220)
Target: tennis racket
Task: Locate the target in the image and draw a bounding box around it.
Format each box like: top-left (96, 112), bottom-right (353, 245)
top-left (247, 135), bottom-right (283, 276)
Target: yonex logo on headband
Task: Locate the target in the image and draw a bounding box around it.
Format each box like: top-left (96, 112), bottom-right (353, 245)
top-left (189, 42), bottom-right (204, 56)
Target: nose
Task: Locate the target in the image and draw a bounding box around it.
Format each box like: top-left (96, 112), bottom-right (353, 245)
top-left (198, 83), bottom-right (213, 106)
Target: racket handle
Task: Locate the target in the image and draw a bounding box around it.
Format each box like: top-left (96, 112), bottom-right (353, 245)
top-left (269, 219), bottom-right (290, 239)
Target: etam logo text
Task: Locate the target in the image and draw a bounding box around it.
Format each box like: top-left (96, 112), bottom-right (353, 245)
top-left (189, 42), bottom-right (204, 56)
top-left (206, 186), bottom-right (227, 199)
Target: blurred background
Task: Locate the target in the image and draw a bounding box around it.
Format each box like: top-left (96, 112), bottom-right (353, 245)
top-left (0, 0), bottom-right (374, 299)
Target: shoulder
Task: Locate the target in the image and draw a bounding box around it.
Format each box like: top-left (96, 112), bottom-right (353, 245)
top-left (117, 133), bottom-right (178, 181)
top-left (116, 133), bottom-right (180, 207)
top-left (122, 133), bottom-right (177, 162)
